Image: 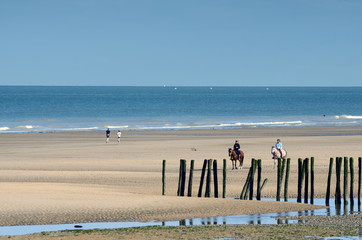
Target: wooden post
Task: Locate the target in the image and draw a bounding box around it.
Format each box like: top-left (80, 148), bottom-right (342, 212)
top-left (359, 157), bottom-right (362, 207)
top-left (325, 157), bottom-right (334, 206)
top-left (247, 159), bottom-right (258, 200)
top-left (177, 159), bottom-right (183, 196)
top-left (280, 158), bottom-right (286, 198)
top-left (223, 159), bottom-right (227, 198)
top-left (240, 165), bottom-right (253, 200)
top-left (257, 159), bottom-right (262, 200)
top-left (213, 160), bottom-right (218, 198)
top-left (284, 158), bottom-right (290, 202)
top-left (180, 159), bottom-right (187, 197)
top-left (198, 160), bottom-right (207, 197)
top-left (205, 159), bottom-right (212, 197)
top-left (335, 157), bottom-right (342, 206)
top-left (297, 158), bottom-right (303, 203)
top-left (281, 158), bottom-right (286, 183)
top-left (343, 157), bottom-right (349, 206)
top-left (162, 160), bottom-right (166, 195)
top-left (311, 157), bottom-right (315, 204)
top-left (276, 158), bottom-right (282, 201)
top-left (187, 160), bottom-right (194, 197)
top-left (249, 159), bottom-right (256, 200)
top-left (350, 157), bottom-right (354, 206)
top-left (260, 178), bottom-right (268, 193)
top-left (304, 158), bottom-right (309, 204)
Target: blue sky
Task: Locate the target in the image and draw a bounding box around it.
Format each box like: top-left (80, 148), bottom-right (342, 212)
top-left (0, 0), bottom-right (361, 86)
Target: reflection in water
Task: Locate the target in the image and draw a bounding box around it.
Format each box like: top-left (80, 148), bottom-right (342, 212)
top-left (173, 198), bottom-right (362, 227)
top-left (1, 198), bottom-right (361, 236)
top-left (336, 204), bottom-right (341, 215)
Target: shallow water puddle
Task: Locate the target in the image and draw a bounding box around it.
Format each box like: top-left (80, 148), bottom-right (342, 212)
top-left (0, 198), bottom-right (361, 236)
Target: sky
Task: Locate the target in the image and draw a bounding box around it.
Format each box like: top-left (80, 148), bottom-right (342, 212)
top-left (0, 0), bottom-right (361, 87)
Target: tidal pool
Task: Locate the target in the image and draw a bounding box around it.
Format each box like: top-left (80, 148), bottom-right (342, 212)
top-left (0, 198), bottom-right (360, 236)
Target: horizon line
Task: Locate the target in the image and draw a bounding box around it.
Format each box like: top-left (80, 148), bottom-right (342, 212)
top-left (1, 85), bottom-right (362, 88)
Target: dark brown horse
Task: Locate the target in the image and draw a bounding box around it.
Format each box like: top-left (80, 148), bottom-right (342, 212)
top-left (228, 148), bottom-right (244, 170)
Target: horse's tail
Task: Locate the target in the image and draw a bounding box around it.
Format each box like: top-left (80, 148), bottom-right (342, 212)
top-left (239, 155), bottom-right (244, 166)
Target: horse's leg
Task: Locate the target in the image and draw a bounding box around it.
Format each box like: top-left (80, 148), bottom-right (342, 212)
top-left (273, 158), bottom-right (276, 169)
top-left (239, 156), bottom-right (244, 169)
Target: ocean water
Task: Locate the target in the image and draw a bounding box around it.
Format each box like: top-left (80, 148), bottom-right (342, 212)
top-left (0, 86), bottom-right (361, 133)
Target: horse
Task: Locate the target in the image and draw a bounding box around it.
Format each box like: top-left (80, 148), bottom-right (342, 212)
top-left (228, 148), bottom-right (244, 170)
top-left (271, 146), bottom-right (287, 168)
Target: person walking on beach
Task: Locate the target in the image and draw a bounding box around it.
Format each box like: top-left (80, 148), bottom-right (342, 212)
top-left (275, 139), bottom-right (283, 157)
top-left (117, 130), bottom-right (122, 143)
top-left (106, 128), bottom-right (111, 143)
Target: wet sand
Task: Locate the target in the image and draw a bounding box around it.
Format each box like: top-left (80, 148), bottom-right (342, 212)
top-left (0, 126), bottom-right (362, 227)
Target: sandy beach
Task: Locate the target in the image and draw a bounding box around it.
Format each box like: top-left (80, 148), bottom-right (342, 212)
top-left (0, 126), bottom-right (362, 229)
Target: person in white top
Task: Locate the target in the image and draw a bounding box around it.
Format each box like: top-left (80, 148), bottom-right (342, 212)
top-left (275, 139), bottom-right (283, 157)
top-left (117, 130), bottom-right (122, 143)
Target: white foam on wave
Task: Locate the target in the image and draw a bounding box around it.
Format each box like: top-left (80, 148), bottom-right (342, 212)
top-left (0, 127), bottom-right (10, 131)
top-left (58, 127), bottom-right (100, 131)
top-left (134, 120), bottom-right (304, 130)
top-left (219, 121), bottom-right (303, 127)
top-left (16, 125), bottom-right (38, 129)
top-left (335, 115), bottom-right (362, 120)
top-left (105, 125), bottom-right (129, 129)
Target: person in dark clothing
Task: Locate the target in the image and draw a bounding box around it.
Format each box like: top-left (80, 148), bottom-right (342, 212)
top-left (106, 128), bottom-right (111, 143)
top-left (233, 140), bottom-right (240, 155)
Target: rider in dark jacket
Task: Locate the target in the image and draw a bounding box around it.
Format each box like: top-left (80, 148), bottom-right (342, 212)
top-left (233, 140), bottom-right (240, 156)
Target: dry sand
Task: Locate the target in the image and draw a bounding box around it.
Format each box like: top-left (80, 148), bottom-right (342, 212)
top-left (0, 126), bottom-right (362, 227)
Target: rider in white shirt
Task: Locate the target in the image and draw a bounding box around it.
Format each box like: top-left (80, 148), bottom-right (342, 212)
top-left (275, 139), bottom-right (283, 157)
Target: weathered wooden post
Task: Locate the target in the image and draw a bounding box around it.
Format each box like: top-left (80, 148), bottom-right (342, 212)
top-left (311, 157), bottom-right (315, 204)
top-left (304, 158), bottom-right (309, 204)
top-left (281, 158), bottom-right (286, 182)
top-left (359, 157), bottom-right (362, 207)
top-left (260, 178), bottom-right (268, 193)
top-left (205, 159), bottom-right (212, 198)
top-left (257, 159), bottom-right (262, 200)
top-left (223, 159), bottom-right (227, 198)
top-left (276, 158), bottom-right (282, 201)
top-left (249, 158), bottom-right (256, 200)
top-left (297, 158), bottom-right (303, 203)
top-left (284, 158), bottom-right (290, 202)
top-left (325, 157), bottom-right (334, 206)
top-left (350, 157), bottom-right (354, 206)
top-left (240, 166), bottom-right (252, 200)
top-left (162, 160), bottom-right (166, 195)
top-left (335, 157), bottom-right (342, 206)
top-left (180, 159), bottom-right (187, 196)
top-left (187, 160), bottom-right (194, 197)
top-left (198, 159), bottom-right (207, 197)
top-left (177, 159), bottom-right (183, 196)
top-left (343, 157), bottom-right (349, 206)
top-left (248, 158), bottom-right (258, 200)
top-left (213, 160), bottom-right (218, 198)
top-left (280, 158), bottom-right (286, 198)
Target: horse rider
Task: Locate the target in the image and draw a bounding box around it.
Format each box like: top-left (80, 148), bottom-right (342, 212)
top-left (233, 140), bottom-right (241, 157)
top-left (275, 139), bottom-right (283, 158)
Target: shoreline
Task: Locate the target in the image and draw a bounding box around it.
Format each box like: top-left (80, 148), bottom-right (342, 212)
top-left (2, 125), bottom-right (362, 136)
top-left (0, 126), bottom-right (361, 227)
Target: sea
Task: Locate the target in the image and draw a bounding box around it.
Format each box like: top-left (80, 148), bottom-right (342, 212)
top-left (0, 86), bottom-right (361, 134)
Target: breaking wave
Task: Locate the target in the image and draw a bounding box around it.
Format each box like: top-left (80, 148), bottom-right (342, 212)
top-left (334, 115), bottom-right (362, 120)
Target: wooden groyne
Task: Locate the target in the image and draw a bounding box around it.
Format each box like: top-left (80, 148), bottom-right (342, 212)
top-left (163, 155), bottom-right (362, 208)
